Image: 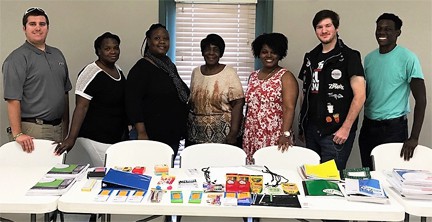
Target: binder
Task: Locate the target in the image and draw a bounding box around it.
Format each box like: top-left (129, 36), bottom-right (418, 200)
top-left (102, 169), bottom-right (152, 192)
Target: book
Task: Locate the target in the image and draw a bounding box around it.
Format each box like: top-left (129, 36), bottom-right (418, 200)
top-left (26, 177), bottom-right (76, 196)
top-left (344, 178), bottom-right (388, 204)
top-left (299, 159), bottom-right (341, 181)
top-left (392, 169), bottom-right (432, 186)
top-left (47, 163), bottom-right (89, 179)
top-left (102, 169), bottom-right (151, 193)
top-left (302, 180), bottom-right (344, 197)
top-left (385, 171), bottom-right (432, 199)
top-left (401, 193), bottom-right (432, 200)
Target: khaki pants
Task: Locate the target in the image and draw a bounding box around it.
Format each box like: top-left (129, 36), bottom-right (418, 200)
top-left (7, 121), bottom-right (63, 142)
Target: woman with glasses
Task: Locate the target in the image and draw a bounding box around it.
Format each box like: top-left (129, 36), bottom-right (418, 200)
top-left (54, 32), bottom-right (128, 167)
top-left (186, 34), bottom-right (245, 147)
top-left (125, 23), bottom-right (190, 159)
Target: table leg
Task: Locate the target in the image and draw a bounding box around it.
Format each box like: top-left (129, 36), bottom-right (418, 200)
top-left (420, 216), bottom-right (426, 222)
top-left (404, 213), bottom-right (410, 222)
top-left (31, 214), bottom-right (36, 222)
top-left (44, 213), bottom-right (50, 222)
top-left (171, 215), bottom-right (177, 222)
top-left (100, 214), bottom-right (106, 222)
top-left (107, 214), bottom-right (111, 222)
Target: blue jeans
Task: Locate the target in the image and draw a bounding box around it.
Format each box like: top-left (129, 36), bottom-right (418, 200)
top-left (305, 124), bottom-right (356, 171)
top-left (359, 116), bottom-right (408, 169)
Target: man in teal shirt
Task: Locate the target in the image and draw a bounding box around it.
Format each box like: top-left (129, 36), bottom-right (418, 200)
top-left (359, 13), bottom-right (427, 168)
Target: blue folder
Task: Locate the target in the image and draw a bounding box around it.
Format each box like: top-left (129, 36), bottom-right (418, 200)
top-left (102, 169), bottom-right (152, 192)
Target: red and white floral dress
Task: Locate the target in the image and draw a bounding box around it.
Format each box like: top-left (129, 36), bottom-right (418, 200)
top-left (243, 68), bottom-right (286, 163)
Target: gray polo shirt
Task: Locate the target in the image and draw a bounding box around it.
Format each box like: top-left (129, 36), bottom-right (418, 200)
top-left (2, 41), bottom-right (72, 120)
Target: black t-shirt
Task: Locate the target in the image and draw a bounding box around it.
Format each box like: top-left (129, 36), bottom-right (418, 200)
top-left (125, 58), bottom-right (189, 146)
top-left (77, 63), bottom-right (127, 144)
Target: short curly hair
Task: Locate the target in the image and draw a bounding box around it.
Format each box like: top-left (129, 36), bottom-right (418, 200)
top-left (251, 33), bottom-right (288, 60)
top-left (376, 13), bottom-right (403, 30)
top-left (200, 34), bottom-right (225, 57)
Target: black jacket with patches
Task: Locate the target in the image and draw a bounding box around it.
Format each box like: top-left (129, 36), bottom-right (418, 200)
top-left (298, 39), bottom-right (364, 136)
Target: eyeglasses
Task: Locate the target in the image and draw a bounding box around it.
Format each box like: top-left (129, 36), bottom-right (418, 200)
top-left (24, 7), bottom-right (45, 15)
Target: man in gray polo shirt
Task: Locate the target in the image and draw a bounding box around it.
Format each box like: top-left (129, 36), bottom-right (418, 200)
top-left (2, 7), bottom-right (72, 153)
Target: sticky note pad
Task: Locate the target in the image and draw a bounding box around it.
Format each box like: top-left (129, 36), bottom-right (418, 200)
top-left (188, 191), bottom-right (203, 204)
top-left (127, 190), bottom-right (145, 203)
top-left (171, 191), bottom-right (183, 203)
top-left (113, 190), bottom-right (130, 202)
top-left (95, 189), bottom-right (112, 202)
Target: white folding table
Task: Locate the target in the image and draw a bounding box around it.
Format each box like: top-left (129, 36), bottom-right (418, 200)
top-left (374, 171), bottom-right (432, 222)
top-left (58, 166), bottom-right (405, 222)
top-left (0, 166), bottom-right (59, 222)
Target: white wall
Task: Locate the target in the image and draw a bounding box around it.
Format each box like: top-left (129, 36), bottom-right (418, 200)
top-left (0, 0), bottom-right (159, 145)
top-left (273, 0), bottom-right (432, 168)
top-left (1, 0), bottom-right (431, 168)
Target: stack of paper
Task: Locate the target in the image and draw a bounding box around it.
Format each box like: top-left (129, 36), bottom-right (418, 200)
top-left (298, 159), bottom-right (341, 181)
top-left (26, 164), bottom-right (89, 196)
top-left (47, 163), bottom-right (89, 179)
top-left (344, 178), bottom-right (388, 204)
top-left (27, 177), bottom-right (76, 196)
top-left (386, 168), bottom-right (432, 200)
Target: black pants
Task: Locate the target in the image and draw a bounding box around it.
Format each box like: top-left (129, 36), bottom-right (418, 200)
top-left (359, 116), bottom-right (408, 169)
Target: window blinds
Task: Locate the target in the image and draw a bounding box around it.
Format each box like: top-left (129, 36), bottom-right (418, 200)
top-left (175, 3), bottom-right (256, 90)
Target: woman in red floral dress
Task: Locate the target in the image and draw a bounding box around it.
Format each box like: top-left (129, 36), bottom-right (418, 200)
top-left (243, 33), bottom-right (298, 163)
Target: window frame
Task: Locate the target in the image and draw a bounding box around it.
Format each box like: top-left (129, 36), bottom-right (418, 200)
top-left (159, 0), bottom-right (273, 70)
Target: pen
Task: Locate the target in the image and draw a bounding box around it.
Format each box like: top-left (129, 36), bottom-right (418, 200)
top-left (259, 194), bottom-right (265, 204)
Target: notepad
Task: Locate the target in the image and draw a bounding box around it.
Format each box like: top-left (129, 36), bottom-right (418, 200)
top-left (113, 190), bottom-right (130, 202)
top-left (128, 190), bottom-right (145, 203)
top-left (188, 191), bottom-right (203, 204)
top-left (95, 189), bottom-right (113, 202)
top-left (171, 191), bottom-right (183, 203)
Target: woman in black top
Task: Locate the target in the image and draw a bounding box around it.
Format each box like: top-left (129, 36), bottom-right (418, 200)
top-left (126, 23), bottom-right (190, 157)
top-left (55, 32), bottom-right (127, 166)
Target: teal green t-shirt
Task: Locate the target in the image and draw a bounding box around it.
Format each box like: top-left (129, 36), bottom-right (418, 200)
top-left (364, 45), bottom-right (424, 120)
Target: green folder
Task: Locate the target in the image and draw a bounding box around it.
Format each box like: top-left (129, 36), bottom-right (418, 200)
top-left (302, 180), bottom-right (343, 196)
top-left (49, 164), bottom-right (78, 174)
top-left (32, 178), bottom-right (74, 189)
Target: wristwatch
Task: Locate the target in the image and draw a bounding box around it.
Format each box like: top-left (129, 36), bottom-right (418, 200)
top-left (282, 130), bottom-right (292, 138)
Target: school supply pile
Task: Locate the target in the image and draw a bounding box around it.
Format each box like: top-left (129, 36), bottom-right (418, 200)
top-left (386, 168), bottom-right (432, 200)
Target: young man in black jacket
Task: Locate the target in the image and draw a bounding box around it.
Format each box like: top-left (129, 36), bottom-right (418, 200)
top-left (298, 9), bottom-right (366, 171)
